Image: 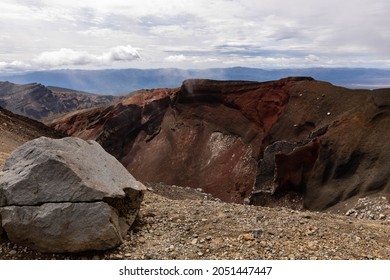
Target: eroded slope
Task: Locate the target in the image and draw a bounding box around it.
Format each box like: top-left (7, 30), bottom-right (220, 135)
top-left (51, 78), bottom-right (390, 210)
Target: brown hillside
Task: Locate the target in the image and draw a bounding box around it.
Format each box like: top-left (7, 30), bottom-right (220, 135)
top-left (51, 78), bottom-right (390, 211)
top-left (0, 106), bottom-right (63, 167)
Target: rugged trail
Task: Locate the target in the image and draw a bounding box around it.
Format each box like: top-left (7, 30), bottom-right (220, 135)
top-left (1, 184), bottom-right (389, 260)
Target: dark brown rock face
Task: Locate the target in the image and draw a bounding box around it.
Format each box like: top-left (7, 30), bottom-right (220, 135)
top-left (52, 78), bottom-right (390, 210)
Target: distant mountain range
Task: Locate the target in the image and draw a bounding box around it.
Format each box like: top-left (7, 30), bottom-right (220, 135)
top-left (1, 67), bottom-right (390, 95)
top-left (0, 81), bottom-right (118, 120)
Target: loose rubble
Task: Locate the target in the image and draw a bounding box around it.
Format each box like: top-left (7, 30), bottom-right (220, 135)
top-left (344, 196), bottom-right (390, 221)
top-left (1, 185), bottom-right (389, 260)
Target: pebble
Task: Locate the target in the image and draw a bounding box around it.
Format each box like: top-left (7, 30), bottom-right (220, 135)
top-left (241, 233), bottom-right (255, 241)
top-left (191, 238), bottom-right (198, 245)
top-left (144, 253), bottom-right (154, 260)
top-left (307, 242), bottom-right (317, 251)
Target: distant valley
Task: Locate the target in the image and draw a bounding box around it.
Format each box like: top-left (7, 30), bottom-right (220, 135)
top-left (1, 67), bottom-right (390, 95)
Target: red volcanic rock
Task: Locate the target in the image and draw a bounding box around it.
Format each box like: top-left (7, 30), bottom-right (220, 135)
top-left (52, 78), bottom-right (390, 210)
top-left (53, 79), bottom-right (296, 203)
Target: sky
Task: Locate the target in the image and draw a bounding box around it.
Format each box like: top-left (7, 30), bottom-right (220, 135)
top-left (1, 0), bottom-right (390, 72)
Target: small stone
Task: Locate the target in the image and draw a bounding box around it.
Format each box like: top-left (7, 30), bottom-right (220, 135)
top-left (198, 252), bottom-right (204, 256)
top-left (327, 112), bottom-right (331, 116)
top-left (307, 242), bottom-right (316, 251)
top-left (353, 235), bottom-right (361, 242)
top-left (191, 238), bottom-right (198, 245)
top-left (259, 241), bottom-right (267, 247)
top-left (241, 233), bottom-right (255, 241)
top-left (251, 229), bottom-right (263, 238)
top-left (206, 236), bottom-right (212, 241)
top-left (144, 253), bottom-right (154, 260)
top-left (9, 250), bottom-right (17, 255)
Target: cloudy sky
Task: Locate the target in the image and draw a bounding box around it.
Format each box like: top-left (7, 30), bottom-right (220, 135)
top-left (1, 0), bottom-right (389, 72)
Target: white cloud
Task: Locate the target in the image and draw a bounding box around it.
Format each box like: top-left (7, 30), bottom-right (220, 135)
top-left (0, 0), bottom-right (390, 70)
top-left (164, 55), bottom-right (221, 65)
top-left (32, 45), bottom-right (140, 68)
top-left (164, 55), bottom-right (187, 62)
top-left (103, 45), bottom-right (141, 62)
top-left (149, 25), bottom-right (194, 38)
top-left (0, 60), bottom-right (31, 71)
top-left (305, 54), bottom-right (321, 62)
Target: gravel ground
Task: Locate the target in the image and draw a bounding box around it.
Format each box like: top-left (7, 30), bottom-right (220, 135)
top-left (1, 185), bottom-right (389, 260)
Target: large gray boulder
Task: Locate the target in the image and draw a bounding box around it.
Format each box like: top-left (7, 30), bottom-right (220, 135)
top-left (0, 137), bottom-right (146, 253)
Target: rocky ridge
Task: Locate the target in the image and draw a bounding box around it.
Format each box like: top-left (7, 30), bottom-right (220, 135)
top-left (52, 78), bottom-right (390, 212)
top-left (0, 81), bottom-right (118, 120)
